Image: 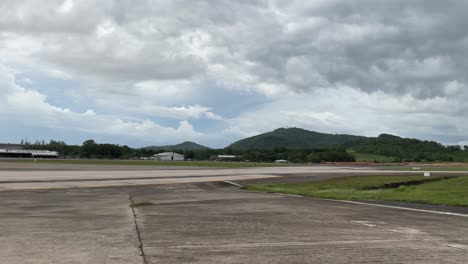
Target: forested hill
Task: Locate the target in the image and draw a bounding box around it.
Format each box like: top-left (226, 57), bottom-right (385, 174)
top-left (143, 141), bottom-right (209, 151)
top-left (228, 128), bottom-right (368, 149)
top-left (346, 134), bottom-right (468, 162)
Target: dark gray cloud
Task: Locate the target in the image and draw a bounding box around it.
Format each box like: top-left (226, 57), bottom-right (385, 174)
top-left (244, 0), bottom-right (468, 98)
top-left (3, 0), bottom-right (467, 99)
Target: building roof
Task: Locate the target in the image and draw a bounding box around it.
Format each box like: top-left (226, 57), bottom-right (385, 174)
top-left (217, 155), bottom-right (238, 158)
top-left (154, 152), bottom-right (184, 157)
top-left (0, 149), bottom-right (59, 156)
top-left (274, 159), bottom-right (288, 163)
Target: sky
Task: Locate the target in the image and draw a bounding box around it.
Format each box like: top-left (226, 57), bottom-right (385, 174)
top-left (1, 0), bottom-right (468, 148)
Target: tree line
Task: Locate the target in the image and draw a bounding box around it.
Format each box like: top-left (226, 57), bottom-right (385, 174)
top-left (23, 134), bottom-right (468, 163)
top-left (345, 134), bottom-right (468, 162)
top-left (22, 139), bottom-right (355, 163)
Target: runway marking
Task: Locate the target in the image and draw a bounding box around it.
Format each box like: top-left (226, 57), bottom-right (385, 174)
top-left (223, 181), bottom-right (244, 188)
top-left (268, 192), bottom-right (468, 218)
top-left (312, 197), bottom-right (468, 218)
top-left (447, 243), bottom-right (468, 250)
top-left (325, 199), bottom-right (468, 218)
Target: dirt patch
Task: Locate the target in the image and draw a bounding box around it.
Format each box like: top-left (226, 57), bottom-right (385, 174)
top-left (129, 201), bottom-right (154, 208)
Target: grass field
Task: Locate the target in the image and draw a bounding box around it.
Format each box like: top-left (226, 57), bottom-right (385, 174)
top-left (0, 158), bottom-right (294, 168)
top-left (247, 175), bottom-right (468, 206)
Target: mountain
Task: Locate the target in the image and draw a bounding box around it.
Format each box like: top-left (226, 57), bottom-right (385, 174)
top-left (143, 141), bottom-right (210, 151)
top-left (228, 128), bottom-right (368, 149)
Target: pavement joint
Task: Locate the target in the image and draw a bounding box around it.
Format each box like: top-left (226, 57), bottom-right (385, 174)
top-left (129, 195), bottom-right (149, 264)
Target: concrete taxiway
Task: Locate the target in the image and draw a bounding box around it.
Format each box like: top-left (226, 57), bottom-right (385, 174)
top-left (1, 182), bottom-right (467, 264)
top-left (1, 162), bottom-right (467, 263)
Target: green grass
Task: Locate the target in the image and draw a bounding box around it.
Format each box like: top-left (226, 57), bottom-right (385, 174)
top-left (381, 165), bottom-right (468, 171)
top-left (0, 159), bottom-right (294, 168)
top-left (247, 175), bottom-right (468, 206)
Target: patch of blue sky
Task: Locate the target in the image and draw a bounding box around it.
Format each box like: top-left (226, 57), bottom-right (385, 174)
top-left (190, 80), bottom-right (271, 118)
top-left (14, 71), bottom-right (92, 113)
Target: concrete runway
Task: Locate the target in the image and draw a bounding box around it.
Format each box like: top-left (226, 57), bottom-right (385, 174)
top-left (0, 162), bottom-right (467, 191)
top-left (1, 183), bottom-right (467, 264)
top-left (1, 163), bottom-right (467, 263)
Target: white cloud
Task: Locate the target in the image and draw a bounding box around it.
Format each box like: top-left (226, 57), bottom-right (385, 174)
top-left (56, 0), bottom-right (74, 14)
top-left (222, 87), bottom-right (468, 145)
top-left (0, 66), bottom-right (203, 144)
top-left (1, 1), bottom-right (468, 147)
top-left (140, 103), bottom-right (223, 120)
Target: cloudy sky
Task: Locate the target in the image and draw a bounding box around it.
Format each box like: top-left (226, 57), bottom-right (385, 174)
top-left (1, 0), bottom-right (468, 148)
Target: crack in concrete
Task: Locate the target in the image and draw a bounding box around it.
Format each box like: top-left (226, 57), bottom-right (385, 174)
top-left (129, 195), bottom-right (149, 264)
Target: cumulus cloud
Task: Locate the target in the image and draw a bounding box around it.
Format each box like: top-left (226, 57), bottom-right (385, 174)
top-left (222, 87), bottom-right (468, 145)
top-left (0, 66), bottom-right (203, 144)
top-left (3, 0), bottom-right (468, 98)
top-left (140, 103), bottom-right (222, 120)
top-left (1, 0), bottom-right (468, 146)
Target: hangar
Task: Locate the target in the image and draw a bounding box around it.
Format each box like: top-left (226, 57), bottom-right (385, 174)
top-left (214, 155), bottom-right (240, 161)
top-left (153, 152), bottom-right (184, 161)
top-left (0, 149), bottom-right (59, 158)
top-left (0, 143), bottom-right (59, 158)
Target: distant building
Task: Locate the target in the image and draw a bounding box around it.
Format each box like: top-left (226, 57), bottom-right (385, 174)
top-left (153, 152), bottom-right (185, 161)
top-left (0, 148), bottom-right (59, 158)
top-left (215, 155), bottom-right (240, 161)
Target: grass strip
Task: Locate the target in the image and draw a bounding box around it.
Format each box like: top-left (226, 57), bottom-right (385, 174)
top-left (247, 175), bottom-right (468, 207)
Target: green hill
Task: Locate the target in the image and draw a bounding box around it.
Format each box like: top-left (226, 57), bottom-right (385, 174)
top-left (228, 128), bottom-right (367, 149)
top-left (346, 134), bottom-right (468, 162)
top-left (228, 128), bottom-right (468, 162)
top-left (143, 141), bottom-right (209, 151)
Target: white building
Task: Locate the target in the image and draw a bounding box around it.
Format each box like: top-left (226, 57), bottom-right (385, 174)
top-left (0, 149), bottom-right (59, 158)
top-left (153, 152), bottom-right (184, 161)
top-left (214, 155), bottom-right (240, 161)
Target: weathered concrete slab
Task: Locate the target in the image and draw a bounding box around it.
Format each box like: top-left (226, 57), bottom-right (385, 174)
top-left (1, 182), bottom-right (467, 263)
top-left (133, 183), bottom-right (468, 264)
top-left (0, 188), bottom-right (142, 264)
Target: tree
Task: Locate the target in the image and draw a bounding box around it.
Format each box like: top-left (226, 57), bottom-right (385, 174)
top-left (306, 153), bottom-right (321, 163)
top-left (184, 150), bottom-right (195, 160)
top-left (83, 139), bottom-right (96, 146)
top-left (81, 139), bottom-right (98, 158)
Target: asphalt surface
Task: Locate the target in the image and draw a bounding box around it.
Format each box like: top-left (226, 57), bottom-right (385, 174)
top-left (1, 182), bottom-right (467, 264)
